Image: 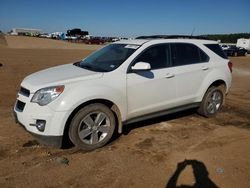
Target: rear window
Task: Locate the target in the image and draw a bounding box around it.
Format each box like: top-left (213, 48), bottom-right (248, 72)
top-left (205, 44), bottom-right (228, 59)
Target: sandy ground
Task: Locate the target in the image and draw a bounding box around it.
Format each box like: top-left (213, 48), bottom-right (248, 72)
top-left (0, 36), bottom-right (250, 188)
top-left (2, 35), bottom-right (102, 50)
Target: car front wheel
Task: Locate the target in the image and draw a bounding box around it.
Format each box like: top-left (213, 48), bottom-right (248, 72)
top-left (69, 103), bottom-right (116, 150)
top-left (197, 86), bottom-right (225, 117)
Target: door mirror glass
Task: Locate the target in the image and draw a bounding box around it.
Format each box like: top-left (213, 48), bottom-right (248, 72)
top-left (131, 62), bottom-right (151, 71)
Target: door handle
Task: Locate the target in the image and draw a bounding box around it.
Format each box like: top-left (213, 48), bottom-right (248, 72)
top-left (202, 66), bottom-right (209, 71)
top-left (165, 73), bottom-right (175, 78)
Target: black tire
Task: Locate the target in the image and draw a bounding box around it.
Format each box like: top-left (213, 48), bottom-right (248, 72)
top-left (69, 103), bottom-right (116, 151)
top-left (234, 52), bottom-right (238, 57)
top-left (197, 86), bottom-right (225, 118)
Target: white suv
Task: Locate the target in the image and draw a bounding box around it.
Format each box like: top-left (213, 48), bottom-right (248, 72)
top-left (14, 36), bottom-right (232, 150)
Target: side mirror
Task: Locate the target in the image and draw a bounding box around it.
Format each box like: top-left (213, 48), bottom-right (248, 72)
top-left (131, 62), bottom-right (151, 71)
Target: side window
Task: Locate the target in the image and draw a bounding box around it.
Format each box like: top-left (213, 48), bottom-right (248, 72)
top-left (135, 44), bottom-right (169, 69)
top-left (171, 43), bottom-right (209, 66)
top-left (205, 44), bottom-right (228, 59)
top-left (199, 49), bottom-right (210, 62)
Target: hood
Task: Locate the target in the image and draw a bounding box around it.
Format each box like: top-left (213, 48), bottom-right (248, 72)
top-left (22, 64), bottom-right (103, 92)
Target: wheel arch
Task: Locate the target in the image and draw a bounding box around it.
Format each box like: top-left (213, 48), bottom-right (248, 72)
top-left (62, 98), bottom-right (122, 148)
top-left (208, 79), bottom-right (226, 90)
top-left (200, 79), bottom-right (227, 103)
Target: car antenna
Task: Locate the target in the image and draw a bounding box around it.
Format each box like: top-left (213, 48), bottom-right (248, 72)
top-left (191, 27), bottom-right (196, 36)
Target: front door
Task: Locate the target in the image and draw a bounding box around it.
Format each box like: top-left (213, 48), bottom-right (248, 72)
top-left (126, 44), bottom-right (177, 119)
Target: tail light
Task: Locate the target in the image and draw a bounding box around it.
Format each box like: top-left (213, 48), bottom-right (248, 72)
top-left (228, 61), bottom-right (233, 73)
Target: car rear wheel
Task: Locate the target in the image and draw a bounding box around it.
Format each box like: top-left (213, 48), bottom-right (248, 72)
top-left (197, 86), bottom-right (225, 117)
top-left (69, 103), bottom-right (116, 150)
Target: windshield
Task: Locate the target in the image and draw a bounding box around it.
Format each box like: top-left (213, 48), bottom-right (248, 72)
top-left (76, 44), bottom-right (139, 72)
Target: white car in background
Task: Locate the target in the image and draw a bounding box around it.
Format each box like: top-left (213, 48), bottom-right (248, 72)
top-left (220, 44), bottom-right (230, 50)
top-left (14, 35), bottom-right (232, 150)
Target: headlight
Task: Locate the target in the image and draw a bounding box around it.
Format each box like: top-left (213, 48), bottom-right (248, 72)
top-left (31, 85), bottom-right (64, 106)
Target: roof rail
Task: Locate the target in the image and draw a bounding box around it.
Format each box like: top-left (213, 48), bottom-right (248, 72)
top-left (136, 35), bottom-right (209, 40)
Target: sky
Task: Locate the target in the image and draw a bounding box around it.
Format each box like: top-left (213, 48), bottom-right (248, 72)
top-left (0, 0), bottom-right (250, 37)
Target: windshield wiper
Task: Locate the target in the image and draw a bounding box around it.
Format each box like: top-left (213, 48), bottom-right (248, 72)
top-left (73, 62), bottom-right (81, 67)
top-left (73, 62), bottom-right (94, 70)
top-left (74, 62), bottom-right (107, 72)
top-left (81, 64), bottom-right (96, 71)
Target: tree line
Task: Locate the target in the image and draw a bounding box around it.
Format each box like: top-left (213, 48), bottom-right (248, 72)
top-left (201, 33), bottom-right (250, 43)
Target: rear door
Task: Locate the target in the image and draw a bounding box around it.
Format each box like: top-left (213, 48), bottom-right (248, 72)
top-left (170, 43), bottom-right (211, 106)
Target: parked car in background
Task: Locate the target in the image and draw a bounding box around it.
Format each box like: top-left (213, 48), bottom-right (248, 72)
top-left (223, 45), bottom-right (248, 56)
top-left (85, 37), bottom-right (106, 45)
top-left (39, 33), bottom-right (50, 38)
top-left (220, 44), bottom-right (230, 50)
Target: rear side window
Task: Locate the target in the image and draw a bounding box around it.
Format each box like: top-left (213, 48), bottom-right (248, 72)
top-left (200, 50), bottom-right (210, 62)
top-left (171, 43), bottom-right (209, 66)
top-left (205, 44), bottom-right (228, 59)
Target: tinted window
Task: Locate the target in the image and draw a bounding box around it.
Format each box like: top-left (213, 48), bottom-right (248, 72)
top-left (171, 43), bottom-right (209, 66)
top-left (200, 49), bottom-right (210, 62)
top-left (135, 44), bottom-right (170, 69)
top-left (78, 44), bottom-right (137, 72)
top-left (205, 44), bottom-right (228, 59)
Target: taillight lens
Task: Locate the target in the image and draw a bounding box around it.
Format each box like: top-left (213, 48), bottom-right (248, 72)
top-left (228, 61), bottom-right (233, 73)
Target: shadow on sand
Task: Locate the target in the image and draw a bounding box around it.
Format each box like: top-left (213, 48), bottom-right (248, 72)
top-left (166, 159), bottom-right (219, 188)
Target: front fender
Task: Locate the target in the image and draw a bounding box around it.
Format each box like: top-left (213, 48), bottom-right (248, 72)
top-left (48, 83), bottom-right (127, 121)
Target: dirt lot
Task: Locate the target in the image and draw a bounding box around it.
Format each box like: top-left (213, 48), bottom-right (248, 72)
top-left (0, 36), bottom-right (250, 188)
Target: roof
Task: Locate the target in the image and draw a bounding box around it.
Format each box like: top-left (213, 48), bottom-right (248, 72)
top-left (136, 35), bottom-right (209, 40)
top-left (13, 28), bottom-right (42, 32)
top-left (115, 37), bottom-right (217, 46)
top-left (114, 39), bottom-right (148, 45)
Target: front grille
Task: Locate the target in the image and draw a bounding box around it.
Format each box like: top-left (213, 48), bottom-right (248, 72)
top-left (16, 100), bottom-right (25, 112)
top-left (19, 87), bottom-right (30, 97)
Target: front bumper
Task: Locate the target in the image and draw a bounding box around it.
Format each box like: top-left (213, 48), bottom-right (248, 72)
top-left (13, 110), bottom-right (63, 147)
top-left (13, 88), bottom-right (69, 148)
